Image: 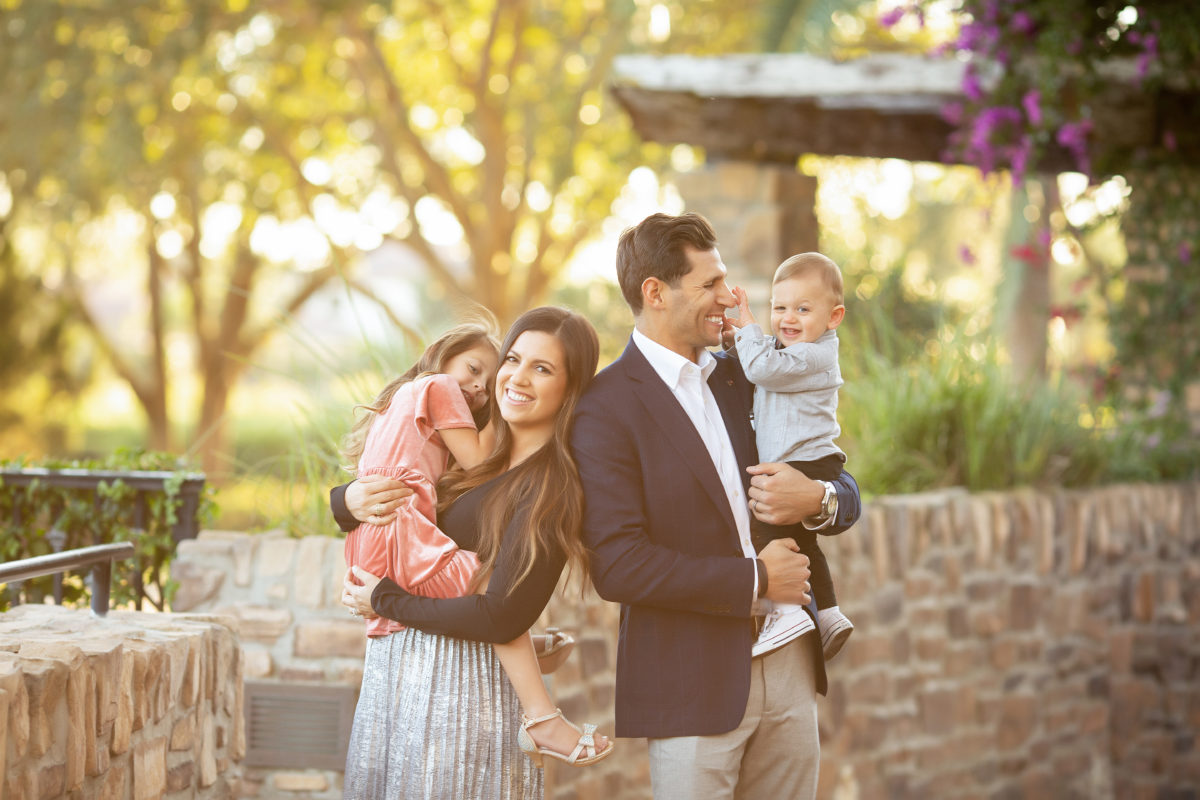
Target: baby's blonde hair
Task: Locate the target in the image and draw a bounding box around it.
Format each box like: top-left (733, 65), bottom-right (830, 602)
top-left (773, 253), bottom-right (844, 305)
top-left (340, 322), bottom-right (500, 472)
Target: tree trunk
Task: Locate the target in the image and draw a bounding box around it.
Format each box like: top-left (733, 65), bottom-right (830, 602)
top-left (196, 354), bottom-right (234, 482)
top-left (997, 179), bottom-right (1051, 379)
top-left (145, 241), bottom-right (171, 451)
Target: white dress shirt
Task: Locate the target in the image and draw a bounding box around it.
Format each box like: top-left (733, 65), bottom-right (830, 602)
top-left (631, 329), bottom-right (759, 600)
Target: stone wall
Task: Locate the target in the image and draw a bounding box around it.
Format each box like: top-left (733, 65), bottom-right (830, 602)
top-left (0, 605), bottom-right (243, 799)
top-left (170, 531), bottom-right (360, 799)
top-left (171, 481), bottom-right (1200, 799)
top-left (815, 482), bottom-right (1200, 800)
top-left (169, 529), bottom-right (634, 799)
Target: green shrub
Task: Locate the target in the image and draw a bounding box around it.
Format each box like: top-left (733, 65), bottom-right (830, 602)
top-left (840, 334), bottom-right (1113, 495)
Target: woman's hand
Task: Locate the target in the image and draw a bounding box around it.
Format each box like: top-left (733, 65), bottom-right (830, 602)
top-left (342, 566), bottom-right (384, 619)
top-left (346, 474), bottom-right (414, 526)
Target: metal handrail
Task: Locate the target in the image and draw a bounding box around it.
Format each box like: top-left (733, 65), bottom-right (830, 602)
top-left (0, 468), bottom-right (205, 489)
top-left (0, 543), bottom-right (136, 617)
top-left (0, 469), bottom-right (206, 544)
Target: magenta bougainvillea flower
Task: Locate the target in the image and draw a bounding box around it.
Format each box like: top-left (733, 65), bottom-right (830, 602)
top-left (1021, 90), bottom-right (1042, 126)
top-left (878, 6), bottom-right (906, 28)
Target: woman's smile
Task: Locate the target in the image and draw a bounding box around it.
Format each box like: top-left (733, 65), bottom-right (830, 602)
top-left (496, 331), bottom-right (568, 434)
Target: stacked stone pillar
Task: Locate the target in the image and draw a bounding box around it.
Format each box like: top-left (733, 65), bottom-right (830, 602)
top-left (0, 605), bottom-right (242, 799)
top-left (673, 160), bottom-right (818, 291)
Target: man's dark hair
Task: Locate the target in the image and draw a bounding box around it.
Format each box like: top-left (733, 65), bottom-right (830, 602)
top-left (615, 212), bottom-right (718, 315)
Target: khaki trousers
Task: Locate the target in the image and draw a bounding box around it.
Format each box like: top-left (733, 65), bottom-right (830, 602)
top-left (647, 633), bottom-right (819, 800)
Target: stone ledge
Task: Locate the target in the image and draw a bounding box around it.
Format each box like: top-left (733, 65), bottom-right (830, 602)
top-left (0, 605), bottom-right (242, 800)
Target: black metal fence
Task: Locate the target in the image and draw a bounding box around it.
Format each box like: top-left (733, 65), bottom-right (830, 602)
top-left (0, 468), bottom-right (207, 612)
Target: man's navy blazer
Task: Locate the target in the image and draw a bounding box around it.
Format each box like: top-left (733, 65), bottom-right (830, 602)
top-left (572, 338), bottom-right (859, 739)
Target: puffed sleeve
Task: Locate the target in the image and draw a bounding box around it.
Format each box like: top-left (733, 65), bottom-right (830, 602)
top-left (413, 374), bottom-right (477, 435)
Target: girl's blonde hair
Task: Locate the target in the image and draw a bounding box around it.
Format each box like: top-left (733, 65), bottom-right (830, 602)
top-left (437, 307), bottom-right (599, 596)
top-left (340, 322), bottom-right (500, 472)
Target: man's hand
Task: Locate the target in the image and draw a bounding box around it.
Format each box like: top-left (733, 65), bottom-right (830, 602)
top-left (747, 462), bottom-right (822, 525)
top-left (342, 566), bottom-right (383, 619)
top-left (345, 474), bottom-right (415, 526)
top-left (758, 538), bottom-right (811, 606)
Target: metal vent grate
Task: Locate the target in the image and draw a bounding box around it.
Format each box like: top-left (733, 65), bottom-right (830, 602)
top-left (243, 681), bottom-right (359, 770)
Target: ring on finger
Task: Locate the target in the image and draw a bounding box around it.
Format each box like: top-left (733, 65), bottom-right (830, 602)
top-left (371, 503), bottom-right (385, 515)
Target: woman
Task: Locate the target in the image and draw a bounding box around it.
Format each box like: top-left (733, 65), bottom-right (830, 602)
top-left (334, 307), bottom-right (609, 799)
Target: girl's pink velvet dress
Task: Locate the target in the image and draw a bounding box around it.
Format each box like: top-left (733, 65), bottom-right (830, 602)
top-left (344, 373), bottom-right (482, 637)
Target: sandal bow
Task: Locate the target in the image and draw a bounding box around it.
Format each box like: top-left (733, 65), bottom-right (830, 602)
top-left (516, 709), bottom-right (614, 768)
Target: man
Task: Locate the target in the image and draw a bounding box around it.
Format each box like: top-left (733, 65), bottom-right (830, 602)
top-left (571, 212), bottom-right (860, 799)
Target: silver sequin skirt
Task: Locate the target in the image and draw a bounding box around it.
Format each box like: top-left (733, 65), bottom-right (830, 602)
top-left (344, 628), bottom-right (544, 800)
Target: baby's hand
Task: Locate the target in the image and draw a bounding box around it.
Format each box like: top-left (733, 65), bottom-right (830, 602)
top-left (730, 286), bottom-right (756, 328)
top-left (720, 316), bottom-right (736, 350)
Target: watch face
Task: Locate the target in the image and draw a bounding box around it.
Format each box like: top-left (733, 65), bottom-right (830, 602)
top-left (822, 484), bottom-right (836, 516)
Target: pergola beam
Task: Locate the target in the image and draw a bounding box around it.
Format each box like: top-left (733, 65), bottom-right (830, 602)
top-left (610, 53), bottom-right (1195, 172)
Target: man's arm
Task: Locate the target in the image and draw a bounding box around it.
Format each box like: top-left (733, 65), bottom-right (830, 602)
top-left (824, 469), bottom-right (860, 533)
top-left (748, 464), bottom-right (860, 534)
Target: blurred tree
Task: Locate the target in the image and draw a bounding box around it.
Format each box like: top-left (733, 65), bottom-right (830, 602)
top-left (0, 0), bottom-right (262, 468)
top-left (0, 0), bottom-right (757, 475)
top-left (0, 193), bottom-right (87, 452)
top-left (898, 0), bottom-right (1200, 416)
top-left (761, 0), bottom-right (934, 55)
top-left (257, 0), bottom-right (761, 322)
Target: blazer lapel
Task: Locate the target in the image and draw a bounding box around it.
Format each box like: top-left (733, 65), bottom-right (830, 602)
top-left (617, 340), bottom-right (738, 535)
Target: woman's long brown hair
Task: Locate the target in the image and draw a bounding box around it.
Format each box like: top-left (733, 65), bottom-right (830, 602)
top-left (340, 322), bottom-right (500, 472)
top-left (436, 307), bottom-right (599, 596)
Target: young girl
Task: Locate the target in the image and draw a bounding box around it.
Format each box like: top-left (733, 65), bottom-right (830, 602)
top-left (341, 322), bottom-right (609, 767)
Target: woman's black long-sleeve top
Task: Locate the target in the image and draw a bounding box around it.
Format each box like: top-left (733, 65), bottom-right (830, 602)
top-left (330, 476), bottom-right (565, 643)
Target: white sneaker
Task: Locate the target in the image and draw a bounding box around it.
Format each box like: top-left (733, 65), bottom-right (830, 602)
top-left (817, 607), bottom-right (854, 661)
top-left (752, 603), bottom-right (814, 658)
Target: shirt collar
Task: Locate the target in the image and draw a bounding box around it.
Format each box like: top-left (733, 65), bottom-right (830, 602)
top-left (632, 328), bottom-right (717, 391)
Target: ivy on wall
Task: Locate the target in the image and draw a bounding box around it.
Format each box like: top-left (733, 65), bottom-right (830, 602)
top-left (0, 449), bottom-right (215, 612)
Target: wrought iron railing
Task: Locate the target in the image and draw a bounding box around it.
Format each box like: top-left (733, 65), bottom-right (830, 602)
top-left (0, 468), bottom-right (206, 611)
top-left (0, 542), bottom-right (135, 617)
